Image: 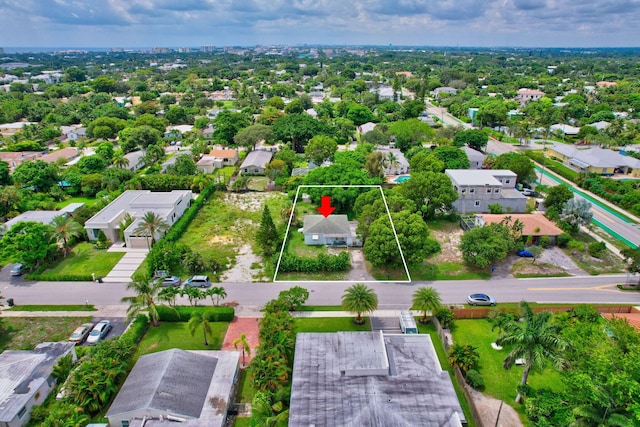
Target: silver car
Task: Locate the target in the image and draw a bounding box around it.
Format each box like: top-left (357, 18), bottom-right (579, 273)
top-left (69, 322), bottom-right (94, 345)
top-left (154, 276), bottom-right (182, 287)
top-left (184, 275), bottom-right (211, 288)
top-left (466, 293), bottom-right (497, 306)
top-left (10, 263), bottom-right (25, 276)
top-left (86, 320), bottom-right (112, 344)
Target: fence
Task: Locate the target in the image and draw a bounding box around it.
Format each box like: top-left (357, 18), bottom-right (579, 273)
top-left (451, 305), bottom-right (633, 319)
top-left (432, 316), bottom-right (484, 427)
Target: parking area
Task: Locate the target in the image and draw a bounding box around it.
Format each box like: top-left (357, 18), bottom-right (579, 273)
top-left (78, 316), bottom-right (129, 346)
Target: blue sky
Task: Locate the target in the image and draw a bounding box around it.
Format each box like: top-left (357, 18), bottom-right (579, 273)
top-left (0, 0), bottom-right (639, 48)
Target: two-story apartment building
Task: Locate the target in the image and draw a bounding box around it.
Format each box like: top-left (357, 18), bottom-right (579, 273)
top-left (445, 169), bottom-right (527, 214)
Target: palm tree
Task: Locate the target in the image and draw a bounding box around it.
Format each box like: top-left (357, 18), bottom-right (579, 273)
top-left (496, 301), bottom-right (567, 403)
top-left (188, 312), bottom-right (212, 345)
top-left (205, 286), bottom-right (227, 306)
top-left (143, 144), bottom-right (165, 166)
top-left (191, 174), bottom-right (211, 193)
top-left (50, 215), bottom-right (84, 257)
top-left (158, 285), bottom-right (181, 307)
top-left (121, 274), bottom-right (165, 327)
top-left (118, 212), bottom-right (134, 242)
top-left (133, 211), bottom-right (170, 246)
top-left (386, 151), bottom-right (400, 174)
top-left (341, 283), bottom-right (378, 324)
top-left (233, 333), bottom-right (251, 367)
top-left (112, 154), bottom-right (130, 169)
top-left (412, 286), bottom-right (442, 323)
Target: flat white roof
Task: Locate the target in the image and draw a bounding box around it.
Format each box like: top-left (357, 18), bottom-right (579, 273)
top-left (445, 169), bottom-right (516, 186)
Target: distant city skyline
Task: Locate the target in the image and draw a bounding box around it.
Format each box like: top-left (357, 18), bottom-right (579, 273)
top-left (0, 0), bottom-right (639, 49)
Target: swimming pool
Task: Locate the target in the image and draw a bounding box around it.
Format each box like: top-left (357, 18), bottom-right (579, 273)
top-left (394, 175), bottom-right (410, 183)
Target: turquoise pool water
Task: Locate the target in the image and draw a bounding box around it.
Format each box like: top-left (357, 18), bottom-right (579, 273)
top-left (394, 175), bottom-right (410, 183)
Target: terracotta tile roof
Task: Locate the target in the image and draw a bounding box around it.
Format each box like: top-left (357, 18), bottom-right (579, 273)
top-left (601, 312), bottom-right (640, 332)
top-left (40, 147), bottom-right (79, 163)
top-left (208, 149), bottom-right (237, 158)
top-left (479, 214), bottom-right (564, 236)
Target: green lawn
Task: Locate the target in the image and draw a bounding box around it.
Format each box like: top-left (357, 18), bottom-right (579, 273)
top-left (451, 319), bottom-right (564, 421)
top-left (287, 231), bottom-right (327, 257)
top-left (134, 321), bottom-right (229, 360)
top-left (417, 321), bottom-right (476, 427)
top-left (55, 196), bottom-right (100, 208)
top-left (12, 304), bottom-right (97, 311)
top-left (0, 317), bottom-right (93, 352)
top-left (236, 368), bottom-right (254, 403)
top-left (40, 242), bottom-right (125, 277)
top-left (232, 418), bottom-right (251, 427)
top-left (563, 231), bottom-right (626, 275)
top-left (294, 317), bottom-right (372, 332)
top-left (412, 261), bottom-right (491, 281)
top-left (298, 305), bottom-right (345, 312)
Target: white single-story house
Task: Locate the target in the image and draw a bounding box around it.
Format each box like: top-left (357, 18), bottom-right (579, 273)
top-left (106, 349), bottom-right (240, 427)
top-left (84, 190), bottom-right (192, 248)
top-left (1, 203), bottom-right (84, 236)
top-left (240, 150), bottom-right (273, 175)
top-left (124, 150), bottom-right (146, 172)
top-left (196, 149), bottom-right (238, 173)
top-left (302, 214), bottom-right (360, 247)
top-left (0, 342), bottom-right (77, 427)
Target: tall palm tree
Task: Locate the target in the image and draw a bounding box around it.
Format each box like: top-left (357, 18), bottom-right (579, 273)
top-left (233, 333), bottom-right (251, 367)
top-left (143, 144), bottom-right (165, 166)
top-left (133, 211), bottom-right (170, 246)
top-left (121, 274), bottom-right (165, 327)
top-left (341, 283), bottom-right (378, 324)
top-left (188, 312), bottom-right (212, 345)
top-left (50, 215), bottom-right (84, 257)
top-left (158, 285), bottom-right (181, 307)
top-left (412, 286), bottom-right (442, 323)
top-left (118, 212), bottom-right (134, 242)
top-left (387, 151), bottom-right (400, 173)
top-left (496, 301), bottom-right (567, 403)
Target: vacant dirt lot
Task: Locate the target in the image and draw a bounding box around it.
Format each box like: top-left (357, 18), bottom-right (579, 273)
top-left (429, 223), bottom-right (464, 264)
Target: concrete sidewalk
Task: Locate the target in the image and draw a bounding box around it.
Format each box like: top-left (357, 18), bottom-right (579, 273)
top-left (0, 304), bottom-right (129, 318)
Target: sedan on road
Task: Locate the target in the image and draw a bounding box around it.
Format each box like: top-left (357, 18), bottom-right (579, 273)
top-left (68, 322), bottom-right (94, 345)
top-left (86, 320), bottom-right (112, 344)
top-left (467, 293), bottom-right (497, 306)
top-left (10, 263), bottom-right (25, 276)
top-left (154, 276), bottom-right (182, 287)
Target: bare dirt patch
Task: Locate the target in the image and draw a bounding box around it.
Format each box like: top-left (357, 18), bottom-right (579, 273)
top-left (430, 226), bottom-right (464, 263)
top-left (511, 259), bottom-right (569, 277)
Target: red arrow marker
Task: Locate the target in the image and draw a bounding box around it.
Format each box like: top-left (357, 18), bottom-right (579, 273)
top-left (316, 196), bottom-right (335, 218)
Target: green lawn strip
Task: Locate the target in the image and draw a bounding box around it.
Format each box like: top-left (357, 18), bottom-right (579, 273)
top-left (451, 319), bottom-right (564, 422)
top-left (409, 261), bottom-right (490, 281)
top-left (287, 231), bottom-right (327, 257)
top-left (298, 305), bottom-right (345, 312)
top-left (236, 368), bottom-right (254, 403)
top-left (0, 317), bottom-right (93, 352)
top-left (274, 271), bottom-right (347, 281)
top-left (55, 196), bottom-right (99, 209)
top-left (134, 321), bottom-right (229, 360)
top-left (417, 321), bottom-right (476, 427)
top-left (232, 418), bottom-right (251, 427)
top-left (40, 242), bottom-right (125, 277)
top-left (12, 304), bottom-right (97, 312)
top-left (294, 317), bottom-right (371, 332)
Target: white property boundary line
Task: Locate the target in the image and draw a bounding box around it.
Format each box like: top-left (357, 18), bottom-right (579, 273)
top-left (273, 184), bottom-right (412, 283)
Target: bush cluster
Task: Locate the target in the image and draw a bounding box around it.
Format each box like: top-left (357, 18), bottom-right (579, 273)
top-left (277, 251), bottom-right (351, 273)
top-left (122, 314), bottom-right (150, 343)
top-left (588, 241), bottom-right (607, 258)
top-left (465, 369), bottom-right (485, 390)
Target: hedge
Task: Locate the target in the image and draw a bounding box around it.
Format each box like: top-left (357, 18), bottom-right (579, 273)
top-left (122, 314), bottom-right (149, 344)
top-left (277, 251), bottom-right (351, 273)
top-left (27, 273), bottom-right (93, 281)
top-left (156, 305), bottom-right (234, 322)
top-left (163, 181), bottom-right (223, 243)
top-left (525, 151), bottom-right (577, 181)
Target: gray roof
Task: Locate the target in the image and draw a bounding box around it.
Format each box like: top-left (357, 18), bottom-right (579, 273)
top-left (240, 150), bottom-right (273, 169)
top-left (84, 190), bottom-right (191, 227)
top-left (2, 203), bottom-right (84, 233)
top-left (303, 215), bottom-right (352, 237)
top-left (0, 342), bottom-right (76, 422)
top-left (445, 169), bottom-right (516, 186)
top-left (460, 145), bottom-right (486, 163)
top-left (106, 349), bottom-right (217, 419)
top-left (374, 148), bottom-right (409, 169)
top-left (289, 332), bottom-right (465, 427)
top-left (551, 143), bottom-right (640, 169)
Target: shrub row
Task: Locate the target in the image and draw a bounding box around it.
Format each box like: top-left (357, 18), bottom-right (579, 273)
top-left (163, 181), bottom-right (223, 243)
top-left (277, 251), bottom-right (351, 273)
top-left (156, 305), bottom-right (234, 322)
top-left (122, 314), bottom-right (150, 344)
top-left (139, 174), bottom-right (194, 191)
top-left (525, 151), bottom-right (577, 181)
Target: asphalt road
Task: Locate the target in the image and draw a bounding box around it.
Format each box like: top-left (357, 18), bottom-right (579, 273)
top-left (425, 101), bottom-right (472, 129)
top-left (537, 168), bottom-right (640, 248)
top-left (3, 275), bottom-right (638, 309)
